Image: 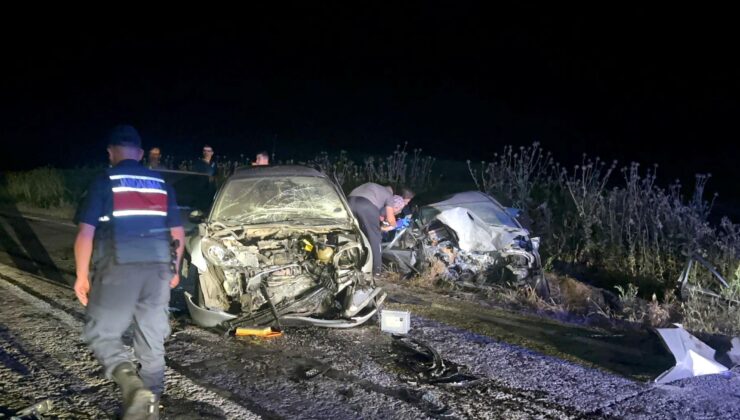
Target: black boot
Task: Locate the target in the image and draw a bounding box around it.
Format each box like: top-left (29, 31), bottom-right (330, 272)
top-left (111, 362), bottom-right (158, 419)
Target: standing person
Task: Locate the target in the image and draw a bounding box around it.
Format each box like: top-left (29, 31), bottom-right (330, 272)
top-left (347, 183), bottom-right (414, 275)
top-left (74, 125), bottom-right (184, 419)
top-left (147, 147), bottom-right (165, 170)
top-left (192, 144), bottom-right (216, 175)
top-left (252, 150), bottom-right (270, 166)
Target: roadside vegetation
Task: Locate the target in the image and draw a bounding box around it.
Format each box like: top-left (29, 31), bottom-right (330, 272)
top-left (467, 143), bottom-right (739, 335)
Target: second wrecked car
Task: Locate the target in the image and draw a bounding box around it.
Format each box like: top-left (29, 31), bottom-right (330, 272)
top-left (183, 165), bottom-right (386, 329)
top-left (383, 191), bottom-right (549, 297)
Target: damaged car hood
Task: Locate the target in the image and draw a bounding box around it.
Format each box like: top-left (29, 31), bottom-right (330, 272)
top-left (435, 207), bottom-right (530, 253)
top-left (383, 190), bottom-right (548, 298)
top-left (185, 166), bottom-right (383, 330)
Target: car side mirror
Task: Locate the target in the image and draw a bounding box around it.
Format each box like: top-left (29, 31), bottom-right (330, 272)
top-left (505, 207), bottom-right (521, 219)
top-left (189, 210), bottom-right (205, 224)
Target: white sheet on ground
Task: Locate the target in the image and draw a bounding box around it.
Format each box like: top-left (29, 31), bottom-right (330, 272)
top-left (435, 207), bottom-right (529, 252)
top-left (655, 325), bottom-right (728, 384)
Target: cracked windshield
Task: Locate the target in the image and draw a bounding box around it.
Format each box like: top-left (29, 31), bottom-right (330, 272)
top-left (212, 176), bottom-right (349, 224)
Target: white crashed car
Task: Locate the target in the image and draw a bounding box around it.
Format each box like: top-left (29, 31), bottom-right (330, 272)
top-left (183, 165), bottom-right (386, 329)
top-left (383, 191), bottom-right (549, 298)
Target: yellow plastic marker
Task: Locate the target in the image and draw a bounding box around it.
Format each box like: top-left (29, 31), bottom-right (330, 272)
top-left (234, 326), bottom-right (283, 338)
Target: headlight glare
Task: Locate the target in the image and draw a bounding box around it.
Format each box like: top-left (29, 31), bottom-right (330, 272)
top-left (202, 238), bottom-right (238, 267)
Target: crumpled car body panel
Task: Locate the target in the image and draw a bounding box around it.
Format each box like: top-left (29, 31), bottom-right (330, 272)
top-left (383, 191), bottom-right (548, 297)
top-left (186, 165), bottom-right (385, 329)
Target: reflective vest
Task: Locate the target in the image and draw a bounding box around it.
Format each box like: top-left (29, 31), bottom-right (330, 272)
top-left (98, 164), bottom-right (172, 265)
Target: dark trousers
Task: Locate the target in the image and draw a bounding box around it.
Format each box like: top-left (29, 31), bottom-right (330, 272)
top-left (349, 196), bottom-right (382, 275)
top-left (83, 263), bottom-right (172, 396)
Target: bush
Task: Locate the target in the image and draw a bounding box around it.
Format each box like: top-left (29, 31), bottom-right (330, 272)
top-left (1, 167), bottom-right (100, 209)
top-left (470, 142), bottom-right (740, 334)
top-left (305, 143), bottom-right (437, 193)
top-left (3, 167), bottom-right (68, 208)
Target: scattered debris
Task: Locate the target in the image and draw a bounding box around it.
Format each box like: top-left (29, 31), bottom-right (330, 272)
top-left (392, 336), bottom-right (479, 387)
top-left (381, 310), bottom-right (411, 334)
top-left (294, 365), bottom-right (332, 381)
top-left (678, 253), bottom-right (739, 305)
top-left (729, 337), bottom-right (740, 366)
top-left (10, 399), bottom-right (53, 420)
top-left (655, 324), bottom-right (728, 384)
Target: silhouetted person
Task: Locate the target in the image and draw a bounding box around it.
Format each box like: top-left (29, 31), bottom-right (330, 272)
top-left (253, 150), bottom-right (269, 166)
top-left (192, 144), bottom-right (216, 175)
top-left (147, 147), bottom-right (165, 170)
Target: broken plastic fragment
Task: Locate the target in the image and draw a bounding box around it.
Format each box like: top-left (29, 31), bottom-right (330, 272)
top-left (655, 324), bottom-right (728, 384)
top-left (391, 336), bottom-right (479, 386)
top-left (11, 399), bottom-right (53, 419)
top-left (727, 337), bottom-right (740, 367)
top-left (381, 310), bottom-right (411, 334)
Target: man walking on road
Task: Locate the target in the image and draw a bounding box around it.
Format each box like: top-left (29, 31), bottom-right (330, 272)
top-left (74, 125), bottom-right (185, 419)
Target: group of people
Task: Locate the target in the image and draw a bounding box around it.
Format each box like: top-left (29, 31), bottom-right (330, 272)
top-left (73, 125), bottom-right (412, 419)
top-left (145, 145), bottom-right (271, 176)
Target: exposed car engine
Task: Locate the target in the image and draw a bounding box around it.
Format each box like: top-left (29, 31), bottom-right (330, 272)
top-left (184, 166), bottom-right (384, 329)
top-left (200, 225), bottom-right (367, 315)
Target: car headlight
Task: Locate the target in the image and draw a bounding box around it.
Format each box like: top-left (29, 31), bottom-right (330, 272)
top-left (202, 238), bottom-right (239, 267)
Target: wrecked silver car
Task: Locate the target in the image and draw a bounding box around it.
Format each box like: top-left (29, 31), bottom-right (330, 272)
top-left (383, 191), bottom-right (549, 297)
top-left (183, 166), bottom-right (386, 329)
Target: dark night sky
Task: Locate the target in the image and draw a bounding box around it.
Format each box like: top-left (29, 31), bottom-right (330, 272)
top-left (1, 4), bottom-right (738, 203)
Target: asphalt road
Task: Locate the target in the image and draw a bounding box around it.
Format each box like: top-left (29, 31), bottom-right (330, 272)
top-left (1, 211), bottom-right (740, 419)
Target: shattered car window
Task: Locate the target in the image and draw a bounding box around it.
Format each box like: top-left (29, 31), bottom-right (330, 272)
top-left (211, 176), bottom-right (350, 224)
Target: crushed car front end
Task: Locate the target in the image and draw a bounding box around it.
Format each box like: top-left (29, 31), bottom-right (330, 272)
top-left (383, 191), bottom-right (548, 297)
top-left (185, 166), bottom-right (385, 329)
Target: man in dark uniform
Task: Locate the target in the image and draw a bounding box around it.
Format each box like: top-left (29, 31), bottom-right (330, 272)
top-left (74, 125), bottom-right (185, 419)
top-left (192, 144), bottom-right (216, 175)
top-left (347, 183), bottom-right (414, 275)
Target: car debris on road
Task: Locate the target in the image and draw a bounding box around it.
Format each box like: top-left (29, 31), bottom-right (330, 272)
top-left (655, 324), bottom-right (736, 384)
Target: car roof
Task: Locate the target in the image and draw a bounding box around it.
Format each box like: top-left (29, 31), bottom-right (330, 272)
top-left (425, 191), bottom-right (505, 209)
top-left (229, 165), bottom-right (328, 179)
top-left (419, 190), bottom-right (521, 228)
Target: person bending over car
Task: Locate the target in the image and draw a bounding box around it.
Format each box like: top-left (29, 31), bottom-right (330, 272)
top-left (347, 183), bottom-right (413, 275)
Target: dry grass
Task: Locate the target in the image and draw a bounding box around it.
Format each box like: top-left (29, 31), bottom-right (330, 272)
top-left (681, 266), bottom-right (740, 336)
top-left (403, 261), bottom-right (682, 331)
top-left (2, 168), bottom-right (68, 208)
top-left (470, 142), bottom-right (739, 335)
